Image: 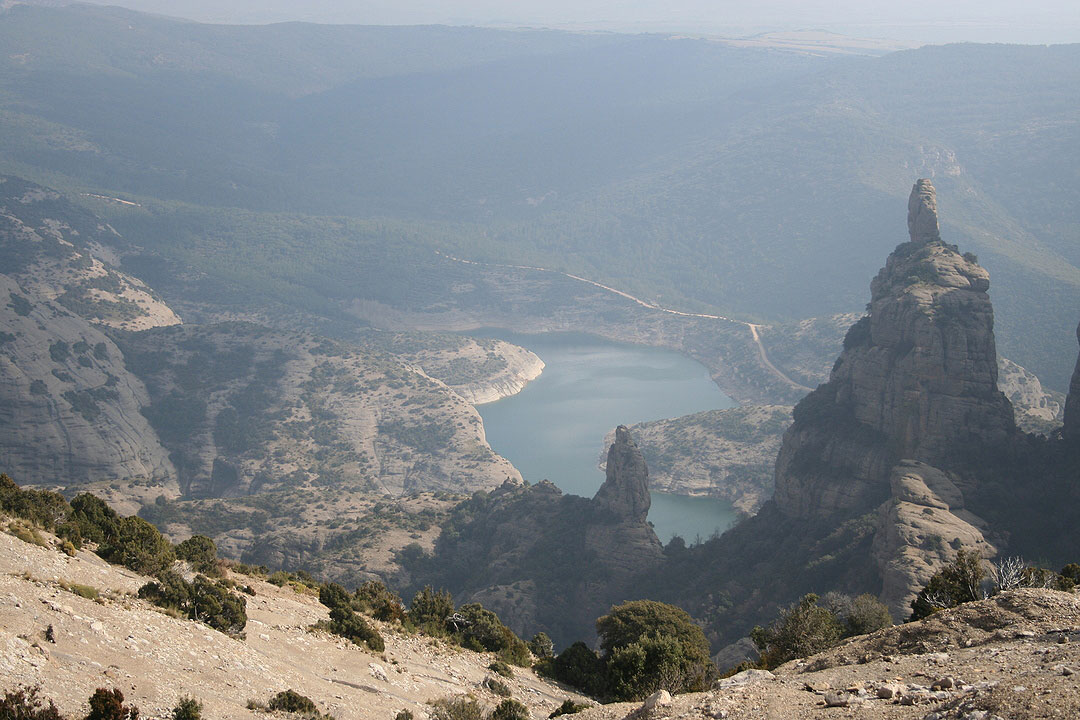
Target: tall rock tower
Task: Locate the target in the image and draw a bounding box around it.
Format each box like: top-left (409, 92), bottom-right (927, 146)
top-left (774, 179), bottom-right (1015, 520)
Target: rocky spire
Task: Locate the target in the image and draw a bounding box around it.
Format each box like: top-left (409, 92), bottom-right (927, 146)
top-left (773, 179), bottom-right (1015, 519)
top-left (593, 425), bottom-right (651, 523)
top-left (1064, 322), bottom-right (1080, 442)
top-left (907, 178), bottom-right (942, 245)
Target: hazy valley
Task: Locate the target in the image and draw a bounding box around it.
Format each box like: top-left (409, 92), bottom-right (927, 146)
top-left (2, 2), bottom-right (1080, 718)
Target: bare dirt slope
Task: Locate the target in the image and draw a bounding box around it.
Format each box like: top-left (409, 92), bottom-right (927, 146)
top-left (0, 529), bottom-right (587, 720)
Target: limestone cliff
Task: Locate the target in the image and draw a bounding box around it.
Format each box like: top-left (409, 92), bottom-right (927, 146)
top-left (774, 179), bottom-right (1014, 521)
top-left (1065, 321), bottom-right (1080, 442)
top-left (0, 274), bottom-right (176, 505)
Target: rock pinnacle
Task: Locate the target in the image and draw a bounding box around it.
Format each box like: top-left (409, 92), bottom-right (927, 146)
top-left (908, 178), bottom-right (942, 245)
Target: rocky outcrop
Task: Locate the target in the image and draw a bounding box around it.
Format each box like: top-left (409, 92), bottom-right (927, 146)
top-left (998, 357), bottom-right (1065, 435)
top-left (405, 429), bottom-right (663, 646)
top-left (872, 461), bottom-right (995, 619)
top-left (602, 406), bottom-right (790, 514)
top-left (0, 274), bottom-right (176, 502)
top-left (593, 425), bottom-right (651, 523)
top-left (774, 179), bottom-right (1015, 520)
top-left (1065, 321), bottom-right (1080, 442)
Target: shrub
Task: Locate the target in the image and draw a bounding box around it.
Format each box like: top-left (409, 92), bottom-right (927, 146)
top-left (0, 474), bottom-right (69, 531)
top-left (176, 536), bottom-right (220, 576)
top-left (843, 594), bottom-right (893, 636)
top-left (323, 605), bottom-right (384, 652)
top-left (606, 634), bottom-right (698, 701)
top-left (751, 594), bottom-right (843, 669)
top-left (451, 604), bottom-right (530, 666)
top-left (138, 571), bottom-right (247, 634)
top-left (395, 712), bottom-right (414, 720)
top-left (97, 516), bottom-right (174, 575)
top-left (910, 549), bottom-right (987, 620)
top-left (596, 600), bottom-right (714, 696)
top-left (482, 677), bottom-right (512, 697)
top-left (356, 580), bottom-right (406, 622)
top-left (548, 700), bottom-right (589, 719)
top-left (429, 697), bottom-right (483, 720)
top-left (0, 685), bottom-right (64, 720)
top-left (85, 688), bottom-right (139, 720)
top-left (488, 660), bottom-right (513, 678)
top-left (268, 690), bottom-right (318, 715)
top-left (528, 633), bottom-right (554, 660)
top-left (550, 642), bottom-right (606, 697)
top-left (490, 699), bottom-right (529, 720)
top-left (319, 582), bottom-right (353, 611)
top-left (62, 581), bottom-right (100, 600)
top-left (171, 697), bottom-right (202, 720)
top-left (61, 493), bottom-right (120, 547)
top-left (409, 586), bottom-right (454, 631)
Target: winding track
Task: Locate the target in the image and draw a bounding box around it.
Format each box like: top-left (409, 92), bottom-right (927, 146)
top-left (434, 250), bottom-right (812, 393)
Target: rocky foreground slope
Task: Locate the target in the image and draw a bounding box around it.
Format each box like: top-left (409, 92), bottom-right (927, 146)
top-left (5, 521), bottom-right (1080, 720)
top-left (0, 528), bottom-right (587, 720)
top-left (578, 588), bottom-right (1080, 720)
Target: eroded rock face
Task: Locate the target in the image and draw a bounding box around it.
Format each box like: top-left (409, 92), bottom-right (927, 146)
top-left (1065, 322), bottom-right (1080, 442)
top-left (593, 425), bottom-right (651, 523)
top-left (0, 274), bottom-right (176, 499)
top-left (872, 460), bottom-right (995, 619)
top-left (774, 180), bottom-right (1015, 520)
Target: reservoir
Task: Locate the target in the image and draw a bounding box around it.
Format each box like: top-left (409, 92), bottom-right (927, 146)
top-left (474, 331), bottom-right (739, 544)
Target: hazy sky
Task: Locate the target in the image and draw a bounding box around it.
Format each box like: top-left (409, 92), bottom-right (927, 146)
top-left (84, 0), bottom-right (1080, 43)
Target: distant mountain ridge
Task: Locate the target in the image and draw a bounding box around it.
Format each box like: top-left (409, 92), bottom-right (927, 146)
top-left (1, 4), bottom-right (1078, 386)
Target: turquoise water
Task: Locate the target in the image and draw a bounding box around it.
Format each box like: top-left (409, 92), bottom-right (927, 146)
top-left (473, 331), bottom-right (739, 544)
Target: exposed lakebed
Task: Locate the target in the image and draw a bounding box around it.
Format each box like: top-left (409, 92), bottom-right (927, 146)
top-left (474, 331), bottom-right (739, 543)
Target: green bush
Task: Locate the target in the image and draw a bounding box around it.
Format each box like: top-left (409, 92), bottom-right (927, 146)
top-left (910, 550), bottom-right (987, 620)
top-left (355, 580), bottom-right (406, 622)
top-left (0, 474), bottom-right (70, 531)
top-left (176, 536), bottom-right (220, 576)
top-left (171, 697), bottom-right (202, 720)
top-left (138, 571), bottom-right (247, 635)
top-left (409, 586), bottom-right (454, 631)
top-left (550, 642), bottom-right (606, 698)
top-left (596, 600), bottom-right (714, 697)
top-left (0, 685), bottom-right (64, 720)
top-left (452, 604), bottom-right (530, 666)
top-left (60, 493), bottom-right (121, 547)
top-left (429, 697), bottom-right (483, 720)
top-left (490, 699), bottom-right (529, 720)
top-left (319, 582), bottom-right (353, 611)
top-left (85, 688), bottom-right (139, 720)
top-left (482, 677), bottom-right (512, 697)
top-left (844, 594), bottom-right (893, 636)
top-left (528, 633), bottom-right (554, 660)
top-left (488, 660), bottom-right (513, 678)
top-left (98, 516), bottom-right (175, 575)
top-left (548, 700), bottom-right (589, 719)
top-left (268, 690), bottom-right (317, 715)
top-left (751, 594), bottom-right (843, 669)
top-left (323, 605), bottom-right (384, 652)
top-left (395, 711), bottom-right (414, 720)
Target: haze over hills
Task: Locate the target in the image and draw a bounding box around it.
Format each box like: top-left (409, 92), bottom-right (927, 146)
top-left (1, 3), bottom-right (1078, 389)
top-left (3, 1), bottom-right (1080, 713)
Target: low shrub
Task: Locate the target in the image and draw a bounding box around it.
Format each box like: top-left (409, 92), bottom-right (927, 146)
top-left (528, 633), bottom-right (554, 660)
top-left (482, 677), bottom-right (512, 697)
top-left (490, 699), bottom-right (529, 720)
top-left (0, 685), bottom-right (64, 720)
top-left (320, 605), bottom-right (384, 652)
top-left (85, 688), bottom-right (139, 720)
top-left (429, 697), bottom-right (483, 720)
top-left (751, 594), bottom-right (843, 669)
top-left (548, 700), bottom-right (589, 719)
top-left (171, 697), bottom-right (202, 720)
top-left (138, 571), bottom-right (247, 634)
top-left (488, 661), bottom-right (513, 678)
